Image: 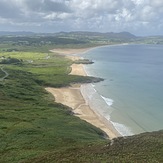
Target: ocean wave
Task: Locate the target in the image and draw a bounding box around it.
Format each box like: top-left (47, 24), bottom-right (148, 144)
top-left (81, 84), bottom-right (133, 136)
top-left (111, 121), bottom-right (133, 136)
top-left (101, 95), bottom-right (114, 107)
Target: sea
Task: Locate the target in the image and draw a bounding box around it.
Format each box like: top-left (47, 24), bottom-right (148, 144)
top-left (79, 44), bottom-right (163, 136)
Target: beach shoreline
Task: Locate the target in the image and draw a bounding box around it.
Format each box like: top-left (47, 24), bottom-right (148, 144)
top-left (46, 47), bottom-right (121, 139)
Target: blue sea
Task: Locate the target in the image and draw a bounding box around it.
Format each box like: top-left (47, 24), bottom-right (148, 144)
top-left (80, 44), bottom-right (163, 136)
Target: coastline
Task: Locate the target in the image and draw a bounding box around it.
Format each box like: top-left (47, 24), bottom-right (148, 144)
top-left (46, 47), bottom-right (121, 139)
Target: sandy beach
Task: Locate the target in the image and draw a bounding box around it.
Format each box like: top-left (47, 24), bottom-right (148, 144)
top-left (46, 48), bottom-right (120, 139)
top-left (50, 48), bottom-right (91, 56)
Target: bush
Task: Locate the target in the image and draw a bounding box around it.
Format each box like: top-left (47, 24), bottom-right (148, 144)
top-left (1, 57), bottom-right (22, 64)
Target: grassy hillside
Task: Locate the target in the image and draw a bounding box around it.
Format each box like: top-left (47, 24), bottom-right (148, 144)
top-left (0, 52), bottom-right (106, 163)
top-left (23, 130), bottom-right (163, 163)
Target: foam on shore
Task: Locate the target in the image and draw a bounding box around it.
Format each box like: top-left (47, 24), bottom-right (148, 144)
top-left (101, 95), bottom-right (114, 107)
top-left (80, 84), bottom-right (121, 136)
top-left (110, 121), bottom-right (133, 136)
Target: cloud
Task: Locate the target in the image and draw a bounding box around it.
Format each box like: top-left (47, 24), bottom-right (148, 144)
top-left (0, 0), bottom-right (162, 35)
top-left (0, 0), bottom-right (23, 19)
top-left (24, 0), bottom-right (71, 13)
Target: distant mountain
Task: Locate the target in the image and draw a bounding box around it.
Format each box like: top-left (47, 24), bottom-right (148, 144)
top-left (105, 31), bottom-right (137, 39)
top-left (0, 31), bottom-right (136, 40)
top-left (58, 31), bottom-right (137, 39)
top-left (0, 31), bottom-right (35, 36)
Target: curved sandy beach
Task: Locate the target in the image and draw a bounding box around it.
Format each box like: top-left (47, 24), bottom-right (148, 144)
top-left (46, 48), bottom-right (121, 139)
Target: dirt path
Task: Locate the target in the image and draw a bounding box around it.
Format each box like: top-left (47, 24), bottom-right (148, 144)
top-left (0, 67), bottom-right (9, 81)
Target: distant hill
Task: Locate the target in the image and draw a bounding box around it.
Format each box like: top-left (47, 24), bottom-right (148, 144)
top-left (1, 30), bottom-right (163, 45)
top-left (105, 31), bottom-right (137, 39)
top-left (0, 31), bottom-right (136, 39)
top-left (0, 31), bottom-right (35, 36)
top-left (57, 31), bottom-right (137, 40)
top-left (0, 31), bottom-right (138, 50)
top-left (1, 31), bottom-right (163, 42)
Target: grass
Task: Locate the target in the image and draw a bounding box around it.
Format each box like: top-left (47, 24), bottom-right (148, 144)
top-left (19, 131), bottom-right (163, 163)
top-left (0, 51), bottom-right (106, 162)
top-left (0, 42), bottom-right (101, 53)
top-left (0, 67), bottom-right (5, 78)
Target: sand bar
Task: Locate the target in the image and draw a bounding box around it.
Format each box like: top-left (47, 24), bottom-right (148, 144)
top-left (46, 48), bottom-right (121, 139)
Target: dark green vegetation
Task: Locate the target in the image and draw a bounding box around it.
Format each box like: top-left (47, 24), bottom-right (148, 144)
top-left (23, 130), bottom-right (163, 163)
top-left (0, 57), bottom-right (22, 64)
top-left (73, 59), bottom-right (94, 64)
top-left (0, 33), bottom-right (163, 162)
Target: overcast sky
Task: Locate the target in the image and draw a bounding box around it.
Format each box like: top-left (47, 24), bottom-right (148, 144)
top-left (0, 0), bottom-right (163, 36)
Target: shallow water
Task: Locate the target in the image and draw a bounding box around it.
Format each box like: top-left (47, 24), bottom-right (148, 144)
top-left (81, 44), bottom-right (163, 136)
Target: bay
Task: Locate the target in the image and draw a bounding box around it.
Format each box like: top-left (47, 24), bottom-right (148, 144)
top-left (81, 44), bottom-right (163, 136)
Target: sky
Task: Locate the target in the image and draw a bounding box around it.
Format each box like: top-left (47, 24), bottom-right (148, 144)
top-left (0, 0), bottom-right (163, 36)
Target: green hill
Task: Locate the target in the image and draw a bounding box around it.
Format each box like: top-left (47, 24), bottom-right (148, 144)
top-left (23, 130), bottom-right (163, 163)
